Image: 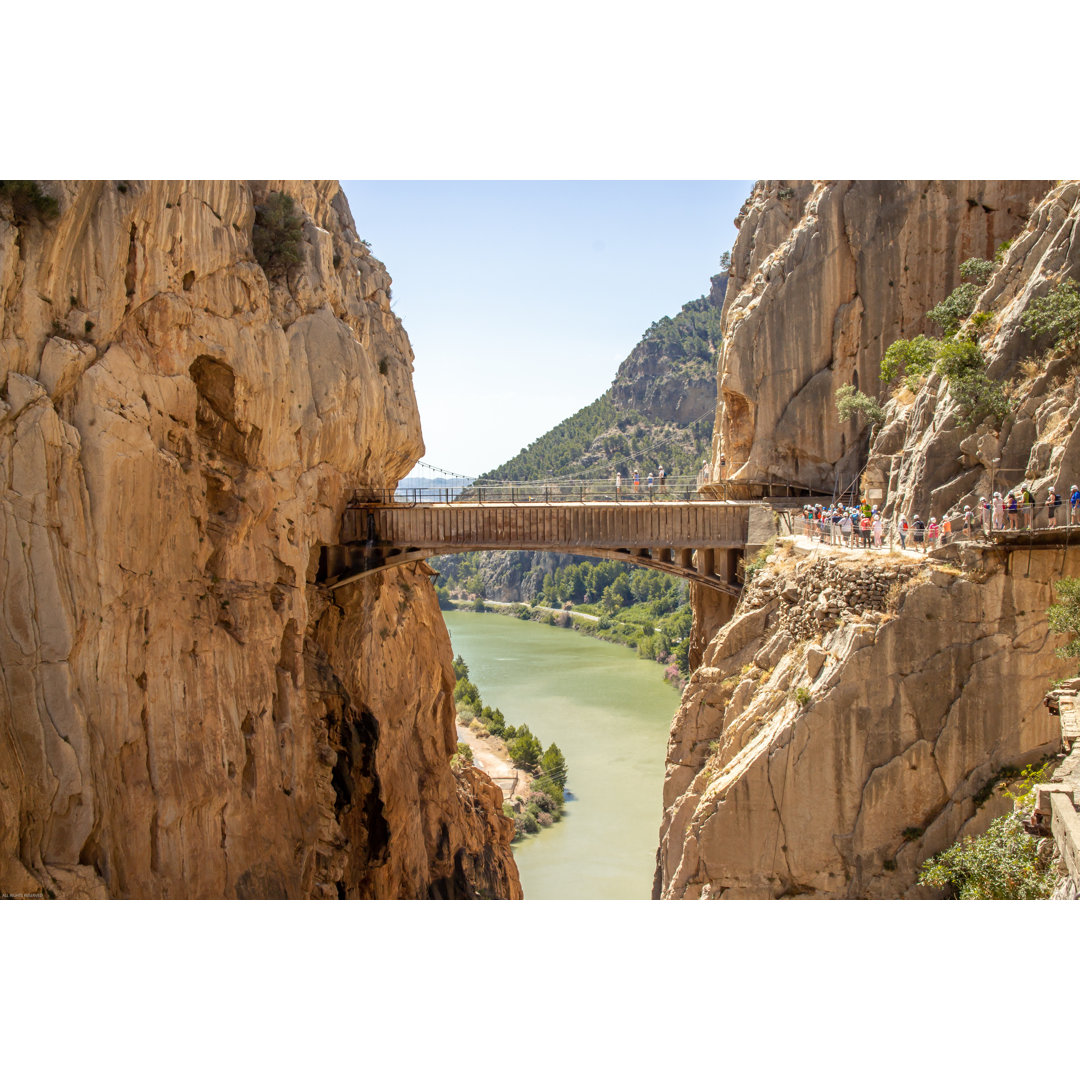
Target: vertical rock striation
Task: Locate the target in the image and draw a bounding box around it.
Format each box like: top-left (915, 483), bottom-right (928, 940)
top-left (0, 180), bottom-right (520, 899)
top-left (710, 181), bottom-right (1050, 497)
top-left (656, 547), bottom-right (1069, 899)
top-left (659, 180), bottom-right (1080, 900)
top-left (868, 181), bottom-right (1080, 519)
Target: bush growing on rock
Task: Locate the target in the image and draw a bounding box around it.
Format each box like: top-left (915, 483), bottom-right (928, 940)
top-left (927, 281), bottom-right (981, 337)
top-left (1022, 278), bottom-right (1080, 354)
top-left (881, 333), bottom-right (938, 390)
top-left (0, 180), bottom-right (59, 223)
top-left (958, 257), bottom-right (995, 286)
top-left (917, 762), bottom-right (1056, 899)
top-left (1047, 576), bottom-right (1080, 662)
top-left (835, 384), bottom-right (885, 427)
top-left (450, 742), bottom-right (473, 769)
top-left (253, 191), bottom-right (304, 278)
top-left (880, 264), bottom-right (1011, 429)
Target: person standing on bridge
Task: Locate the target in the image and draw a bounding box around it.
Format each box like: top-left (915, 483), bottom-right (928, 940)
top-left (658, 465), bottom-right (666, 493)
top-left (615, 471), bottom-right (622, 501)
top-left (1021, 486), bottom-right (1034, 530)
top-left (1007, 491), bottom-right (1019, 530)
top-left (647, 472), bottom-right (654, 496)
top-left (1046, 486), bottom-right (1061, 528)
top-left (1072, 485), bottom-right (1080, 525)
top-left (633, 469), bottom-right (640, 495)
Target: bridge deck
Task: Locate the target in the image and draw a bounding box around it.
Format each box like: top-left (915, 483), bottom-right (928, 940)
top-left (320, 499), bottom-right (767, 596)
top-left (343, 500), bottom-right (750, 551)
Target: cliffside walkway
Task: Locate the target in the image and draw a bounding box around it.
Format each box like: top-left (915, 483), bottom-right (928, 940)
top-left (318, 489), bottom-right (779, 596)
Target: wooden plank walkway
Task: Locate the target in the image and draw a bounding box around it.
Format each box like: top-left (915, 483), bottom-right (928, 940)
top-left (321, 500), bottom-right (755, 595)
top-left (343, 501), bottom-right (749, 551)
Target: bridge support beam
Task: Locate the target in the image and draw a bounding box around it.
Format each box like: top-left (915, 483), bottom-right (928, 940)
top-left (698, 548), bottom-right (715, 578)
top-left (725, 548), bottom-right (740, 585)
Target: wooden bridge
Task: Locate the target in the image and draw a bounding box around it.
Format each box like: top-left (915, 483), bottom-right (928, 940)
top-left (318, 497), bottom-right (776, 596)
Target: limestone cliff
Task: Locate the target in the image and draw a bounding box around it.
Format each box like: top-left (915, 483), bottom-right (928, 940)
top-left (656, 545), bottom-right (1069, 898)
top-left (658, 180), bottom-right (1080, 900)
top-left (867, 181), bottom-right (1080, 519)
top-left (0, 180), bottom-right (521, 899)
top-left (710, 180), bottom-right (1051, 496)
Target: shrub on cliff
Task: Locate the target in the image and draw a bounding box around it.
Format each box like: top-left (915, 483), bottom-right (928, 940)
top-left (253, 191), bottom-right (304, 278)
top-left (917, 807), bottom-right (1054, 899)
top-left (917, 762), bottom-right (1056, 899)
top-left (880, 266), bottom-right (1011, 430)
top-left (959, 257), bottom-right (995, 286)
top-left (881, 335), bottom-right (938, 389)
top-left (450, 742), bottom-right (474, 769)
top-left (0, 180), bottom-right (59, 223)
top-left (835, 384), bottom-right (885, 427)
top-left (1022, 278), bottom-right (1080, 354)
top-left (927, 281), bottom-right (981, 337)
top-left (1047, 576), bottom-right (1080, 661)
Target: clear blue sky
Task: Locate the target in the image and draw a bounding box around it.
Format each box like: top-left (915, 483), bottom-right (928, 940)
top-left (341, 181), bottom-right (752, 477)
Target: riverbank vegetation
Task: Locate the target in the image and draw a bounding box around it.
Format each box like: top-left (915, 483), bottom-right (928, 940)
top-left (451, 655), bottom-right (569, 840)
top-left (435, 556), bottom-right (692, 689)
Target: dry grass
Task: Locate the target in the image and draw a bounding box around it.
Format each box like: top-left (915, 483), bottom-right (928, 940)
top-left (885, 580), bottom-right (906, 612)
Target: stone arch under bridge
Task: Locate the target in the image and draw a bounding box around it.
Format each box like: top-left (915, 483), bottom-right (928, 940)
top-left (317, 499), bottom-right (781, 596)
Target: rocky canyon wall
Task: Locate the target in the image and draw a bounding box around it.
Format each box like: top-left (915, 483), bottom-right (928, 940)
top-left (0, 180), bottom-right (520, 899)
top-left (658, 180), bottom-right (1080, 900)
top-left (868, 181), bottom-right (1080, 520)
top-left (709, 180), bottom-right (1051, 496)
top-left (657, 545), bottom-right (1070, 899)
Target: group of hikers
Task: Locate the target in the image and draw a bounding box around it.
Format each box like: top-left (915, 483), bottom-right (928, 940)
top-left (800, 484), bottom-right (1080, 553)
top-left (614, 467), bottom-right (668, 497)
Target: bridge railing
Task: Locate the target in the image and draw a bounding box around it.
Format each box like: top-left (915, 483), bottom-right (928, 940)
top-left (356, 476), bottom-right (728, 505)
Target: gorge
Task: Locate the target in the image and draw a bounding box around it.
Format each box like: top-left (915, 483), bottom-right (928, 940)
top-left (3, 179), bottom-right (1078, 900)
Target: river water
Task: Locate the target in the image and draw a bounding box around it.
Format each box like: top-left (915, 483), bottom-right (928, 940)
top-left (443, 611), bottom-right (679, 900)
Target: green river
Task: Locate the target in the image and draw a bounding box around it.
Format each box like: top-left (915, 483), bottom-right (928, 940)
top-left (443, 611), bottom-right (679, 900)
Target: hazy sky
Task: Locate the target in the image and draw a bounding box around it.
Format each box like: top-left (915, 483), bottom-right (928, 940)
top-left (340, 181), bottom-right (752, 477)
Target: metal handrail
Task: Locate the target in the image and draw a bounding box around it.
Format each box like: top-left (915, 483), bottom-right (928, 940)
top-left (357, 476), bottom-right (729, 505)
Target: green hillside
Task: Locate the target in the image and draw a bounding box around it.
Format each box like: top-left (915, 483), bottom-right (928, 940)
top-left (478, 276), bottom-right (725, 484)
top-left (430, 272), bottom-right (728, 607)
